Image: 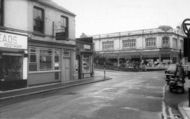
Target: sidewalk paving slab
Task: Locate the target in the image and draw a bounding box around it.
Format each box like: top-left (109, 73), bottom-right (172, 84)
top-left (0, 76), bottom-right (111, 101)
top-left (179, 101), bottom-right (190, 119)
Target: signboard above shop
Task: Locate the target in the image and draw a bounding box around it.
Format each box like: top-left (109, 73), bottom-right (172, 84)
top-left (0, 32), bottom-right (28, 50)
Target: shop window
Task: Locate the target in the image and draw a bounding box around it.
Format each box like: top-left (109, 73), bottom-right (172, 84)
top-left (40, 49), bottom-right (52, 71)
top-left (0, 0), bottom-right (4, 26)
top-left (82, 55), bottom-right (91, 73)
top-left (122, 39), bottom-right (136, 48)
top-left (29, 48), bottom-right (37, 71)
top-left (54, 50), bottom-right (60, 70)
top-left (102, 41), bottom-right (114, 51)
top-left (145, 38), bottom-right (156, 48)
top-left (33, 6), bottom-right (44, 33)
top-left (162, 37), bottom-right (170, 48)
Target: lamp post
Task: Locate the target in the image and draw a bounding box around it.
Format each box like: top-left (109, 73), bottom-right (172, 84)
top-left (182, 18), bottom-right (190, 107)
top-left (103, 54), bottom-right (106, 79)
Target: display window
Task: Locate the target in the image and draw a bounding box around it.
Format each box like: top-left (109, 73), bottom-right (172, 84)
top-left (39, 49), bottom-right (52, 71)
top-left (0, 54), bottom-right (23, 81)
top-left (54, 50), bottom-right (60, 70)
top-left (29, 47), bottom-right (62, 72)
top-left (82, 55), bottom-right (92, 73)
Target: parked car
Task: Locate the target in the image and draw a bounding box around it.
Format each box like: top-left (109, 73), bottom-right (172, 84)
top-left (165, 64), bottom-right (188, 80)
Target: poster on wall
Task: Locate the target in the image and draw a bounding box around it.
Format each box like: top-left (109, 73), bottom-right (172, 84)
top-left (82, 55), bottom-right (91, 73)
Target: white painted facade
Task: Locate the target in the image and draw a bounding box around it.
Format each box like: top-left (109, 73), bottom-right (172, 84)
top-left (0, 0), bottom-right (77, 88)
top-left (4, 0), bottom-right (76, 40)
top-left (93, 28), bottom-right (184, 52)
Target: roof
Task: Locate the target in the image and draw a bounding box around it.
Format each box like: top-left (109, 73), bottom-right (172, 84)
top-left (34, 0), bottom-right (76, 16)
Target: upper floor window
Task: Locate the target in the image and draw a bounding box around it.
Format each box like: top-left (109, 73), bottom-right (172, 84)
top-left (102, 41), bottom-right (114, 51)
top-left (173, 38), bottom-right (178, 49)
top-left (122, 39), bottom-right (136, 48)
top-left (0, 0), bottom-right (4, 26)
top-left (56, 16), bottom-right (69, 40)
top-left (33, 6), bottom-right (44, 33)
top-left (162, 37), bottom-right (170, 48)
top-left (145, 37), bottom-right (156, 48)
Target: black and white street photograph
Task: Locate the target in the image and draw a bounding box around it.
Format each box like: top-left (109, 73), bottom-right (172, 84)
top-left (0, 0), bottom-right (190, 119)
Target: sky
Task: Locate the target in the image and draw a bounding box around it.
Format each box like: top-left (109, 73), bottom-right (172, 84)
top-left (53, 0), bottom-right (190, 37)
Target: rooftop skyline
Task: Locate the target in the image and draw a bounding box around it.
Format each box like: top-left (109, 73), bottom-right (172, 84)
top-left (53, 0), bottom-right (190, 37)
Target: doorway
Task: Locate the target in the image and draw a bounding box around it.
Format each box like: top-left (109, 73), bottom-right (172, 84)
top-left (62, 58), bottom-right (71, 82)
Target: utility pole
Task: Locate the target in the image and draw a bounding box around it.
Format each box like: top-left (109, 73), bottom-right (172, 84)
top-left (182, 18), bottom-right (190, 107)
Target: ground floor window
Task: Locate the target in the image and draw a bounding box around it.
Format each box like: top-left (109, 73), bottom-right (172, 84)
top-left (29, 47), bottom-right (61, 72)
top-left (40, 49), bottom-right (52, 71)
top-left (82, 55), bottom-right (92, 73)
top-left (0, 55), bottom-right (23, 81)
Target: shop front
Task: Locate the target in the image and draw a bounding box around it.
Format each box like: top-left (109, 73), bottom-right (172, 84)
top-left (76, 37), bottom-right (94, 79)
top-left (0, 31), bottom-right (28, 91)
top-left (28, 40), bottom-right (75, 86)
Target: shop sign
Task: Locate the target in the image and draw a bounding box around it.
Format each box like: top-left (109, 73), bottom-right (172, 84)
top-left (83, 44), bottom-right (91, 50)
top-left (0, 32), bottom-right (27, 49)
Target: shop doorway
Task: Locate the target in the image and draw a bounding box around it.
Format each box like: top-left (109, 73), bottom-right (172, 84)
top-left (0, 54), bottom-right (23, 81)
top-left (62, 58), bottom-right (71, 82)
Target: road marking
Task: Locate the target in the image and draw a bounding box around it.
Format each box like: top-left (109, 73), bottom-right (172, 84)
top-left (162, 84), bottom-right (167, 119)
top-left (169, 107), bottom-right (174, 119)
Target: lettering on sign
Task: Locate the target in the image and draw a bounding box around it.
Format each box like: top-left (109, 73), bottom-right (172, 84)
top-left (84, 44), bottom-right (91, 49)
top-left (0, 32), bottom-right (27, 49)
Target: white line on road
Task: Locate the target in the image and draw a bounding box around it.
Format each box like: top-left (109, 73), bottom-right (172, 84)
top-left (162, 84), bottom-right (167, 119)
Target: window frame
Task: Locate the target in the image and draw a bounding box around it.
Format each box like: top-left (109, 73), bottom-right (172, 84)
top-left (102, 40), bottom-right (114, 51)
top-left (33, 6), bottom-right (45, 34)
top-left (145, 37), bottom-right (156, 48)
top-left (122, 39), bottom-right (136, 49)
top-left (162, 36), bottom-right (170, 48)
top-left (60, 15), bottom-right (69, 38)
top-left (0, 0), bottom-right (4, 26)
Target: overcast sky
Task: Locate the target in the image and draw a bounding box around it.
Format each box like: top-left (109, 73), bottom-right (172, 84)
top-left (53, 0), bottom-right (190, 37)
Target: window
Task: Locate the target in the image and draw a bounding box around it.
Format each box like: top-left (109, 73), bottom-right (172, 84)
top-left (40, 49), bottom-right (52, 71)
top-left (162, 37), bottom-right (170, 48)
top-left (102, 41), bottom-right (114, 50)
top-left (63, 50), bottom-right (70, 57)
top-left (33, 6), bottom-right (44, 33)
top-left (29, 48), bottom-right (37, 71)
top-left (173, 38), bottom-right (178, 49)
top-left (122, 39), bottom-right (136, 48)
top-left (145, 38), bottom-right (156, 47)
top-left (54, 50), bottom-right (60, 70)
top-left (0, 0), bottom-right (4, 26)
top-left (180, 40), bottom-right (183, 50)
top-left (56, 16), bottom-right (69, 40)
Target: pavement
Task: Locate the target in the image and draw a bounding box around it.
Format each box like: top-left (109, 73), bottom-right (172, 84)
top-left (178, 80), bottom-right (190, 119)
top-left (179, 101), bottom-right (190, 119)
top-left (0, 76), bottom-right (111, 102)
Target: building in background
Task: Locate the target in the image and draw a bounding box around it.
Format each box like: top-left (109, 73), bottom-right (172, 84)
top-left (93, 26), bottom-right (185, 70)
top-left (76, 37), bottom-right (94, 79)
top-left (0, 0), bottom-right (76, 91)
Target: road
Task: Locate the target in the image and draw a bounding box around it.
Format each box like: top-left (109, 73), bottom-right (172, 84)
top-left (0, 70), bottom-right (183, 119)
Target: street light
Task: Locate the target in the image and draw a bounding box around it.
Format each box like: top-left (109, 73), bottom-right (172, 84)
top-left (182, 18), bottom-right (190, 107)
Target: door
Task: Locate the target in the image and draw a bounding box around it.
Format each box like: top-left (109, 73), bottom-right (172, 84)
top-left (62, 58), bottom-right (71, 82)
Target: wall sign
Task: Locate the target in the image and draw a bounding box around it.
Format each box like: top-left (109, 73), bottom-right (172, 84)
top-left (84, 44), bottom-right (91, 50)
top-left (0, 32), bottom-right (28, 49)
